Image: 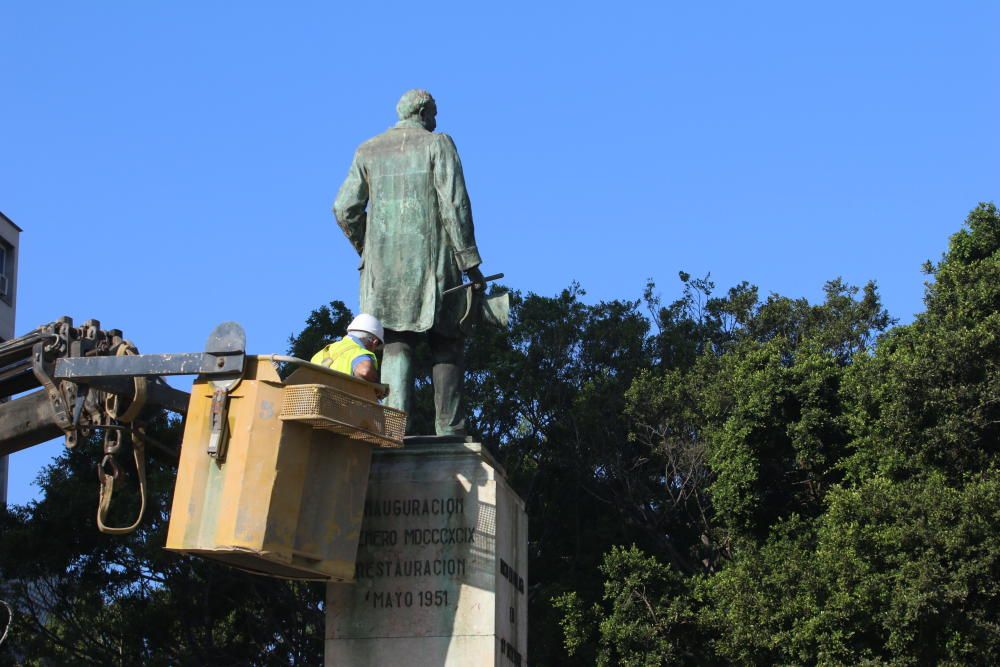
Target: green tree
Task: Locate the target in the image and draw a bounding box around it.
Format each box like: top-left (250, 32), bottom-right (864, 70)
top-left (844, 203), bottom-right (1000, 481)
top-left (559, 271), bottom-right (893, 664)
top-left (556, 545), bottom-right (704, 666)
top-left (588, 203), bottom-right (1000, 665)
top-left (285, 299), bottom-right (354, 362)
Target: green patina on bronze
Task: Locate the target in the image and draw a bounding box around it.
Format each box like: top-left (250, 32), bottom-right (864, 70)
top-left (333, 89), bottom-right (491, 436)
top-left (334, 90), bottom-right (481, 338)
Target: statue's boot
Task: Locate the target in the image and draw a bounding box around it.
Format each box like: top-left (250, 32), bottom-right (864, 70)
top-left (382, 329), bottom-right (416, 425)
top-left (382, 329), bottom-right (466, 437)
top-left (431, 332), bottom-right (466, 437)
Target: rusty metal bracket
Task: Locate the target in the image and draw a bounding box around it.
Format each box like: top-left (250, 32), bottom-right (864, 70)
top-left (203, 323), bottom-right (246, 462)
top-left (206, 388), bottom-right (230, 460)
top-left (31, 342), bottom-right (72, 433)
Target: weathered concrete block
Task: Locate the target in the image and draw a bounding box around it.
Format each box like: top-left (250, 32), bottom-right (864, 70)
top-left (326, 441), bottom-right (528, 666)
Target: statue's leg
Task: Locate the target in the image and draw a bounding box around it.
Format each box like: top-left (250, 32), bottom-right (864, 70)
top-left (382, 329), bottom-right (417, 424)
top-left (430, 331), bottom-right (466, 437)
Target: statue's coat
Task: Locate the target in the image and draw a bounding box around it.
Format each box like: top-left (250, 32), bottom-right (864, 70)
top-left (334, 119), bottom-right (481, 337)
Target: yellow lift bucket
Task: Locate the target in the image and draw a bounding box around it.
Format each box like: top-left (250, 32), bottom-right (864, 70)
top-left (165, 356), bottom-right (405, 581)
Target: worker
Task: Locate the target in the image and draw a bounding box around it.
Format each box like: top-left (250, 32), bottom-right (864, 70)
top-left (310, 314), bottom-right (384, 384)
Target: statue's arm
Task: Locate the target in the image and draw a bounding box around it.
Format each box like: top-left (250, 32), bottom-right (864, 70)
top-left (333, 150), bottom-right (369, 255)
top-left (433, 134), bottom-right (481, 271)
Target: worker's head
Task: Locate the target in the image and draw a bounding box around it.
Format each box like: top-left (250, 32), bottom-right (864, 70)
top-left (347, 313), bottom-right (384, 351)
top-left (396, 89), bottom-right (436, 132)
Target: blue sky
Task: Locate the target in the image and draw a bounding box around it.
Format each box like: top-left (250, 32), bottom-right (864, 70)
top-left (2, 2), bottom-right (997, 506)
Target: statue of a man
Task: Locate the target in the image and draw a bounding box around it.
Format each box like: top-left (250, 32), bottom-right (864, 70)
top-left (334, 89), bottom-right (486, 437)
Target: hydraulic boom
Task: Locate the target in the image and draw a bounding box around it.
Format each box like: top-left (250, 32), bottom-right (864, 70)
top-left (0, 317), bottom-right (244, 457)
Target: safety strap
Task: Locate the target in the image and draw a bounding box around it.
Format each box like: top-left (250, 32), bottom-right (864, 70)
top-left (96, 425), bottom-right (147, 535)
top-left (107, 342), bottom-right (148, 423)
top-left (96, 339), bottom-right (149, 535)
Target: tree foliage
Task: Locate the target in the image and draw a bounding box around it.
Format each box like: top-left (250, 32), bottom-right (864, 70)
top-left (285, 299), bottom-right (354, 362)
top-left (562, 203), bottom-right (1000, 665)
top-left (3, 204), bottom-right (998, 665)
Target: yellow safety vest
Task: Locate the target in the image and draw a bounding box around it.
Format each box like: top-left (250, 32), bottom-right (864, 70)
top-left (310, 337), bottom-right (377, 376)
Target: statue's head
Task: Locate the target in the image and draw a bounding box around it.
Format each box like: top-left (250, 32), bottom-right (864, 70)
top-left (396, 89), bottom-right (437, 131)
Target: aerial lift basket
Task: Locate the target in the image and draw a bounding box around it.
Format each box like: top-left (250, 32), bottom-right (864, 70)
top-left (165, 356), bottom-right (405, 581)
top-left (281, 383), bottom-right (405, 447)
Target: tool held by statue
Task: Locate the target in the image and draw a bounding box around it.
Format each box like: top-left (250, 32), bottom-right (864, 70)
top-left (442, 272), bottom-right (505, 296)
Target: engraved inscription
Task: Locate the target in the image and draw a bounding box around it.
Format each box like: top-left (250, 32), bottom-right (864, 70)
top-left (500, 558), bottom-right (525, 594)
top-left (364, 589), bottom-right (451, 609)
top-left (355, 494), bottom-right (470, 612)
top-left (403, 526), bottom-right (475, 545)
top-left (355, 558), bottom-right (467, 578)
top-left (500, 638), bottom-right (523, 666)
top-left (365, 497), bottom-right (464, 517)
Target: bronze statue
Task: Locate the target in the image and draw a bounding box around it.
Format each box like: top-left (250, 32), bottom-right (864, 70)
top-left (334, 89), bottom-right (488, 437)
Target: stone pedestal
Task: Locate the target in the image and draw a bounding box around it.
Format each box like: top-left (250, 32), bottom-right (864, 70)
top-left (326, 441), bottom-right (528, 666)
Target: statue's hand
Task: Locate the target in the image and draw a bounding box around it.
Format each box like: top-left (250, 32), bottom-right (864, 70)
top-left (465, 266), bottom-right (486, 291)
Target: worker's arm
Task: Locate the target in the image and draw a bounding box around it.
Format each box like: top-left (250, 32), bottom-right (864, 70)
top-left (352, 357), bottom-right (379, 384)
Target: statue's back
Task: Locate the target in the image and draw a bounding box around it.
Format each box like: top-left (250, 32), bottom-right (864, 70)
top-left (359, 125), bottom-right (441, 232)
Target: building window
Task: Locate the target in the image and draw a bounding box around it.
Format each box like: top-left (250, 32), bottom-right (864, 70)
top-left (0, 241), bottom-right (12, 302)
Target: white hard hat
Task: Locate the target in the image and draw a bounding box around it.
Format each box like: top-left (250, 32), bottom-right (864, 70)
top-left (347, 313), bottom-right (384, 344)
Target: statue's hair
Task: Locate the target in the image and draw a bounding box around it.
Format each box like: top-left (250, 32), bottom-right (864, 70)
top-left (396, 89), bottom-right (435, 120)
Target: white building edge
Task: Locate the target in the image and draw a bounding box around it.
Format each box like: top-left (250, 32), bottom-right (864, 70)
top-left (0, 211), bottom-right (21, 507)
